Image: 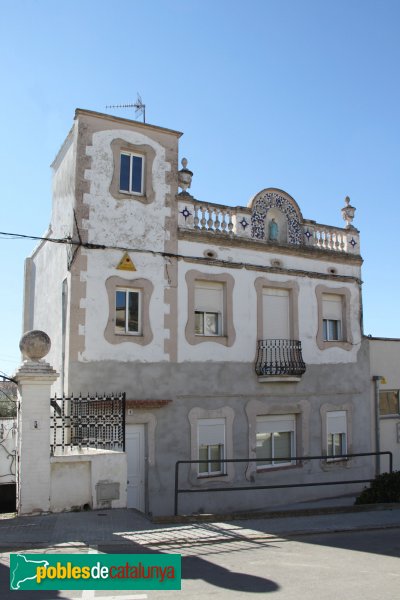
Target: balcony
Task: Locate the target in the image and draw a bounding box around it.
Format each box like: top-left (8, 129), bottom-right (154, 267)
top-left (177, 197), bottom-right (360, 256)
top-left (255, 339), bottom-right (306, 382)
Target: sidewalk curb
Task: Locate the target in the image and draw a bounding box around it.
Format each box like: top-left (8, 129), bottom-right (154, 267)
top-left (151, 502), bottom-right (400, 524)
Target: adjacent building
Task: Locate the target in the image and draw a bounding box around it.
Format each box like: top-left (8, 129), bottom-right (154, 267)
top-left (369, 337), bottom-right (400, 473)
top-left (23, 109), bottom-right (374, 516)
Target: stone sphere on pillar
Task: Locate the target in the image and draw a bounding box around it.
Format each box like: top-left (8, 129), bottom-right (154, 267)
top-left (19, 330), bottom-right (51, 361)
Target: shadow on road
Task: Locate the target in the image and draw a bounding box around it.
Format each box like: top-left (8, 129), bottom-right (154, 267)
top-left (0, 560), bottom-right (65, 600)
top-left (283, 525), bottom-right (400, 558)
top-left (98, 541), bottom-right (279, 593)
top-left (182, 556), bottom-right (278, 593)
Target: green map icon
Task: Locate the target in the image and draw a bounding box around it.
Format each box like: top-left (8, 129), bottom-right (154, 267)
top-left (10, 554), bottom-right (49, 590)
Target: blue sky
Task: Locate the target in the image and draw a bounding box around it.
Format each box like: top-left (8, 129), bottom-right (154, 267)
top-left (1, 0), bottom-right (399, 375)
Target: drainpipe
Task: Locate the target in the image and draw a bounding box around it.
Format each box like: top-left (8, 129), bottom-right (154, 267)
top-left (372, 375), bottom-right (386, 476)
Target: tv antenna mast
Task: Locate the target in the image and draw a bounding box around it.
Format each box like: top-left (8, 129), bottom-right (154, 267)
top-left (106, 93), bottom-right (146, 123)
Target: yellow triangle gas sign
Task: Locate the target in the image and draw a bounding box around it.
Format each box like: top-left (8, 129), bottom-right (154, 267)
top-left (116, 252), bottom-right (136, 271)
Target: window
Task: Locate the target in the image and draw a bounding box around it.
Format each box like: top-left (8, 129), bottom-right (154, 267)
top-left (379, 390), bottom-right (400, 416)
top-left (256, 415), bottom-right (296, 468)
top-left (198, 418), bottom-right (225, 476)
top-left (185, 270), bottom-right (235, 347)
top-left (322, 294), bottom-right (342, 341)
top-left (262, 287), bottom-right (290, 339)
top-left (110, 139), bottom-right (155, 204)
top-left (105, 277), bottom-right (153, 346)
top-left (194, 281), bottom-right (224, 337)
top-left (316, 285), bottom-right (353, 351)
top-left (327, 411), bottom-right (347, 459)
top-left (119, 152), bottom-right (144, 195)
top-left (115, 288), bottom-right (141, 335)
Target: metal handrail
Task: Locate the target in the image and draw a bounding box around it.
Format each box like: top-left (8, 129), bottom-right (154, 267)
top-left (174, 451), bottom-right (393, 516)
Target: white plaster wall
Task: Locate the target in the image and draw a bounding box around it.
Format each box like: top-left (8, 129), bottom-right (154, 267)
top-left (80, 250), bottom-right (168, 362)
top-left (83, 129), bottom-right (171, 252)
top-left (90, 451), bottom-right (127, 509)
top-left (369, 339), bottom-right (400, 472)
top-left (50, 460), bottom-right (91, 511)
top-left (0, 418), bottom-right (16, 484)
top-left (380, 419), bottom-right (400, 471)
top-left (26, 131), bottom-right (76, 376)
top-left (50, 450), bottom-right (127, 511)
top-left (51, 129), bottom-right (77, 239)
top-left (369, 339), bottom-right (400, 386)
top-left (29, 241), bottom-right (69, 374)
top-left (17, 377), bottom-right (57, 515)
top-left (177, 258), bottom-right (362, 365)
top-left (178, 239), bottom-right (362, 280)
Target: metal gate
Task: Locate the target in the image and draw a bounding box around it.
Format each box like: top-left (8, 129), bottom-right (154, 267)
top-left (50, 393), bottom-right (125, 454)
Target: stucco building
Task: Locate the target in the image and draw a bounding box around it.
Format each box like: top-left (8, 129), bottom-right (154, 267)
top-left (23, 109), bottom-right (374, 516)
top-left (369, 337), bottom-right (400, 473)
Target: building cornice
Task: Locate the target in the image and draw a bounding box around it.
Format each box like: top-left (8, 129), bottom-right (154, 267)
top-left (178, 228), bottom-right (363, 266)
top-left (74, 108), bottom-right (183, 138)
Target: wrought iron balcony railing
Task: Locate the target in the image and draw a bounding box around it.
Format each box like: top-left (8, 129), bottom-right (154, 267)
top-left (255, 339), bottom-right (306, 378)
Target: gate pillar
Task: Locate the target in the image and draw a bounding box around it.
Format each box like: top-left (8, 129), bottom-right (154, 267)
top-left (14, 331), bottom-right (59, 515)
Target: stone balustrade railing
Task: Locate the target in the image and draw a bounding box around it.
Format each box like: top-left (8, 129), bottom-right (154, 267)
top-left (177, 198), bottom-right (360, 254)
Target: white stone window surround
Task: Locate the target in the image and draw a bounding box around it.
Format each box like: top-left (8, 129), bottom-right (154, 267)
top-left (316, 285), bottom-right (353, 351)
top-left (185, 270), bottom-right (236, 347)
top-left (188, 407), bottom-right (235, 484)
top-left (104, 276), bottom-right (153, 346)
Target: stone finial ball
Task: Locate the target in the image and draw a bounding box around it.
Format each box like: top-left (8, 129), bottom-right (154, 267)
top-left (19, 330), bottom-right (51, 360)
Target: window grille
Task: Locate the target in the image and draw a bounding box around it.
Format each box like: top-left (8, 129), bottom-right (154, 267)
top-left (50, 393), bottom-right (125, 454)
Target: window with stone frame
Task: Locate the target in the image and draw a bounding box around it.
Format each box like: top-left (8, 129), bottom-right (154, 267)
top-left (115, 288), bottom-right (142, 335)
top-left (185, 270), bottom-right (236, 347)
top-left (322, 294), bottom-right (343, 341)
top-left (326, 410), bottom-right (347, 459)
top-left (119, 152), bottom-right (145, 195)
top-left (197, 418), bottom-right (226, 476)
top-left (194, 281), bottom-right (224, 337)
top-left (315, 285), bottom-right (353, 351)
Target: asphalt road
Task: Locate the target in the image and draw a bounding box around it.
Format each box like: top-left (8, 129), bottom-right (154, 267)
top-left (1, 515), bottom-right (399, 599)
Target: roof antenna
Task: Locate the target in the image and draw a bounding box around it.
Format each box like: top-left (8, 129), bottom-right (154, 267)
top-left (106, 93), bottom-right (146, 123)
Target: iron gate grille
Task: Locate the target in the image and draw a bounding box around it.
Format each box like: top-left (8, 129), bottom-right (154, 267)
top-left (50, 393), bottom-right (125, 454)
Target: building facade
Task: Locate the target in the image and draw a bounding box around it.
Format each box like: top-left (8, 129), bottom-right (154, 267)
top-left (369, 337), bottom-right (400, 473)
top-left (23, 109), bottom-right (373, 516)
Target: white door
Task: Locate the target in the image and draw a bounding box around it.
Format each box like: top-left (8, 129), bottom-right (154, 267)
top-left (262, 288), bottom-right (290, 339)
top-left (126, 424), bottom-right (145, 512)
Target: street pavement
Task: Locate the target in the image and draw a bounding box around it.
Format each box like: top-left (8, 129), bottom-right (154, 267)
top-left (0, 500), bottom-right (399, 599)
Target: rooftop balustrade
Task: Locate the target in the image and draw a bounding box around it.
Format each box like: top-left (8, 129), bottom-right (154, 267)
top-left (177, 198), bottom-right (360, 255)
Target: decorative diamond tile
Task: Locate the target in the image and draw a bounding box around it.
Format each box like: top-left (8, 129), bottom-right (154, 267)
top-left (180, 206), bottom-right (192, 220)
